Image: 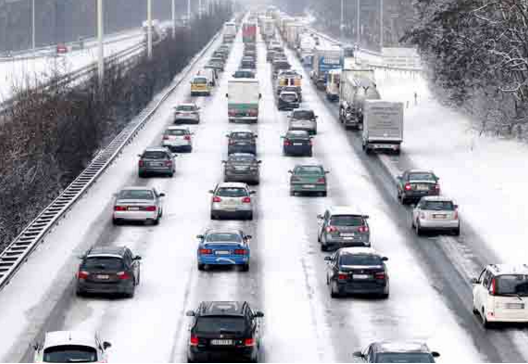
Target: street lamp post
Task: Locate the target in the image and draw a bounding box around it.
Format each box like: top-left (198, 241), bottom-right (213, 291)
top-left (147, 0), bottom-right (152, 59)
top-left (171, 0), bottom-right (176, 39)
top-left (356, 0), bottom-right (360, 45)
top-left (97, 0), bottom-right (104, 87)
top-left (31, 0), bottom-right (35, 49)
top-left (340, 0), bottom-right (344, 40)
top-left (187, 0), bottom-right (191, 25)
top-left (380, 0), bottom-right (384, 48)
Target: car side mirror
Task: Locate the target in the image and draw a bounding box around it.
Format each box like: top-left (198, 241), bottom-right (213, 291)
top-left (196, 235), bottom-right (204, 239)
top-left (254, 311), bottom-right (264, 318)
top-left (363, 215), bottom-right (369, 219)
top-left (133, 256), bottom-right (142, 261)
top-left (432, 352), bottom-right (440, 358)
top-left (245, 235), bottom-right (253, 239)
top-left (159, 193), bottom-right (166, 197)
top-left (103, 342), bottom-right (112, 350)
top-left (353, 351), bottom-right (364, 358)
top-left (137, 154), bottom-right (142, 158)
top-left (454, 204), bottom-right (459, 209)
top-left (259, 93), bottom-right (262, 99)
top-left (317, 214), bottom-right (323, 219)
top-left (186, 310), bottom-right (195, 317)
top-left (172, 153), bottom-right (178, 158)
top-left (288, 170), bottom-right (293, 174)
top-left (208, 190), bottom-right (214, 194)
top-left (324, 256), bottom-right (332, 261)
top-left (250, 191), bottom-right (256, 195)
top-left (222, 160), bottom-right (227, 163)
top-left (225, 93), bottom-right (229, 98)
top-left (257, 160), bottom-right (262, 164)
top-left (470, 278), bottom-right (479, 284)
top-left (315, 115), bottom-right (319, 118)
top-left (382, 257), bottom-right (388, 261)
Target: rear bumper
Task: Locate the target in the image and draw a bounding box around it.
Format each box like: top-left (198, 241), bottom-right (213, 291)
top-left (419, 219), bottom-right (459, 230)
top-left (283, 146), bottom-right (312, 155)
top-left (211, 209), bottom-right (252, 218)
top-left (402, 191), bottom-right (439, 201)
top-left (337, 281), bottom-right (387, 295)
top-left (188, 346), bottom-right (256, 362)
top-left (113, 210), bottom-right (158, 221)
top-left (139, 167), bottom-right (173, 175)
top-left (324, 234), bottom-right (371, 247)
top-left (198, 255), bottom-right (249, 266)
top-left (224, 172), bottom-right (259, 183)
top-left (228, 146), bottom-right (257, 155)
top-left (278, 103), bottom-right (299, 110)
top-left (290, 183), bottom-right (326, 192)
top-left (229, 116), bottom-right (258, 123)
top-left (76, 280), bottom-right (133, 294)
top-left (174, 116), bottom-right (200, 123)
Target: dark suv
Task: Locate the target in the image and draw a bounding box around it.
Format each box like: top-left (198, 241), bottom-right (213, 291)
top-left (75, 246), bottom-right (141, 298)
top-left (186, 301), bottom-right (264, 363)
top-left (354, 341), bottom-right (440, 362)
top-left (138, 147), bottom-right (176, 178)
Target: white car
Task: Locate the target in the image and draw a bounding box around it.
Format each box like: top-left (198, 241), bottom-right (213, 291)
top-left (112, 186), bottom-right (164, 225)
top-left (33, 331), bottom-right (111, 363)
top-left (472, 264), bottom-right (528, 327)
top-left (411, 196), bottom-right (460, 236)
top-left (174, 103), bottom-right (201, 124)
top-left (209, 182), bottom-right (255, 220)
top-left (162, 126), bottom-right (193, 152)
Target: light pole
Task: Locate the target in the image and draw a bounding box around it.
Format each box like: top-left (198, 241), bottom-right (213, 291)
top-left (187, 0), bottom-right (191, 25)
top-left (340, 0), bottom-right (344, 40)
top-left (147, 0), bottom-right (152, 59)
top-left (199, 0), bottom-right (202, 20)
top-left (380, 0), bottom-right (384, 49)
top-left (356, 0), bottom-right (360, 45)
top-left (31, 0), bottom-right (35, 49)
top-left (171, 0), bottom-right (176, 39)
top-left (97, 0), bottom-right (104, 87)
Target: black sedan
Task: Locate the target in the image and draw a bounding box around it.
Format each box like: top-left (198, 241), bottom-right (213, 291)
top-left (223, 153), bottom-right (261, 185)
top-left (277, 91), bottom-right (299, 111)
top-left (325, 247), bottom-right (389, 298)
top-left (396, 169), bottom-right (440, 204)
top-left (227, 130), bottom-right (257, 155)
top-left (282, 130), bottom-right (312, 157)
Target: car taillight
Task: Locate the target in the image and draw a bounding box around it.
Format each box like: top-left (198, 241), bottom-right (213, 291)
top-left (228, 110), bottom-right (236, 116)
top-left (184, 135), bottom-right (191, 141)
top-left (338, 273), bottom-right (348, 280)
top-left (229, 140), bottom-right (235, 145)
top-left (165, 160), bottom-right (172, 166)
top-left (404, 183), bottom-right (412, 191)
top-left (212, 196), bottom-right (222, 203)
top-left (199, 249), bottom-right (212, 254)
top-left (433, 184), bottom-right (440, 191)
top-left (114, 206), bottom-right (127, 211)
top-left (138, 160), bottom-right (144, 167)
top-left (284, 140), bottom-right (292, 146)
top-left (234, 249), bottom-right (247, 255)
top-left (317, 177), bottom-right (325, 183)
top-left (490, 278), bottom-right (496, 295)
top-left (244, 338), bottom-right (255, 347)
top-left (454, 210), bottom-right (459, 219)
top-left (190, 335), bottom-right (199, 346)
top-left (163, 135), bottom-right (170, 140)
top-left (309, 139), bottom-right (313, 146)
top-left (358, 225), bottom-right (369, 233)
top-left (117, 271), bottom-right (131, 280)
top-left (375, 272), bottom-right (386, 280)
top-left (326, 226), bottom-right (337, 233)
top-left (242, 197), bottom-right (251, 203)
top-left (145, 206), bottom-right (156, 211)
top-left (77, 271), bottom-right (89, 279)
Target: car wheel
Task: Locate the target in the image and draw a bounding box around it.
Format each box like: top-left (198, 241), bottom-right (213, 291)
top-left (415, 220), bottom-right (422, 236)
top-left (290, 190), bottom-right (295, 196)
top-left (411, 218), bottom-right (415, 229)
top-left (138, 172), bottom-right (146, 178)
top-left (400, 194), bottom-right (408, 205)
top-left (187, 146), bottom-right (193, 153)
top-left (187, 357), bottom-right (194, 363)
top-left (453, 225), bottom-right (460, 236)
top-left (153, 217), bottom-right (160, 226)
top-left (241, 264), bottom-right (250, 272)
top-left (321, 191), bottom-right (327, 197)
top-left (197, 263), bottom-right (205, 271)
top-left (308, 152), bottom-right (313, 157)
top-left (330, 281), bottom-right (341, 298)
top-left (481, 308), bottom-right (492, 328)
top-left (169, 172), bottom-right (174, 178)
top-left (211, 212), bottom-right (217, 220)
top-left (75, 289), bottom-right (84, 297)
top-left (247, 212), bottom-right (254, 221)
top-left (125, 287), bottom-right (135, 299)
top-left (320, 242), bottom-right (328, 252)
top-left (112, 218), bottom-right (122, 226)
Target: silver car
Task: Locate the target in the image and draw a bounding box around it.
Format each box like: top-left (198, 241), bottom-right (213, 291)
top-left (288, 109), bottom-right (318, 135)
top-left (162, 126), bottom-right (193, 152)
top-left (209, 182), bottom-right (255, 220)
top-left (112, 187), bottom-right (165, 225)
top-left (174, 103), bottom-right (201, 124)
top-left (412, 196), bottom-right (460, 236)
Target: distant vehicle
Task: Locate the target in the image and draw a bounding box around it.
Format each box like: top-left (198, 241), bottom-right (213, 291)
top-left (209, 182), bottom-right (255, 220)
top-left (289, 164), bottom-right (328, 197)
top-left (282, 85), bottom-right (302, 102)
top-left (240, 57), bottom-right (256, 70)
top-left (196, 229), bottom-right (251, 271)
top-left (326, 69), bottom-right (341, 101)
top-left (223, 22), bottom-right (237, 42)
top-left (317, 206), bottom-right (370, 251)
top-left (33, 331), bottom-right (111, 363)
top-left (162, 126), bottom-right (193, 153)
top-left (186, 301), bottom-right (263, 362)
top-left (223, 153), bottom-right (261, 185)
top-left (339, 69), bottom-right (379, 129)
top-left (205, 60), bottom-right (224, 73)
top-left (242, 22), bottom-right (257, 43)
top-left (325, 247), bottom-right (389, 298)
top-left (75, 246), bottom-right (141, 298)
top-left (412, 196), bottom-right (460, 236)
top-left (362, 100), bottom-right (404, 155)
top-left (112, 186), bottom-right (164, 225)
top-left (56, 43), bottom-right (68, 54)
top-left (174, 103), bottom-right (201, 124)
top-left (354, 341), bottom-right (440, 362)
top-left (227, 130), bottom-right (258, 155)
top-left (312, 46), bottom-right (343, 90)
top-left (190, 75), bottom-right (211, 96)
top-left (277, 91), bottom-right (299, 111)
top-left (276, 71), bottom-right (302, 95)
top-left (396, 169), bottom-right (440, 204)
top-left (272, 59), bottom-right (291, 78)
top-left (266, 49), bottom-right (276, 62)
top-left (471, 264), bottom-right (528, 328)
top-left (288, 109), bottom-right (318, 135)
top-left (281, 130), bottom-right (313, 157)
top-left (243, 49), bottom-right (257, 59)
top-left (227, 79), bottom-right (261, 123)
top-left (232, 69), bottom-right (256, 79)
top-left (137, 147), bottom-right (176, 177)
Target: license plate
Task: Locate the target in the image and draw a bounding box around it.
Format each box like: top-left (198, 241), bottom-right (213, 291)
top-left (433, 214), bottom-right (446, 219)
top-left (150, 162), bottom-right (163, 167)
top-left (343, 237), bottom-right (355, 240)
top-left (96, 274), bottom-right (109, 280)
top-left (304, 184), bottom-right (315, 188)
top-left (215, 251), bottom-right (230, 255)
top-left (293, 143), bottom-right (304, 146)
top-left (128, 206), bottom-right (140, 211)
top-left (353, 274), bottom-right (371, 280)
top-left (211, 339), bottom-right (233, 346)
top-left (417, 184), bottom-right (429, 191)
top-left (506, 303), bottom-right (525, 310)
top-left (225, 200), bottom-right (238, 205)
top-left (237, 142), bottom-right (248, 145)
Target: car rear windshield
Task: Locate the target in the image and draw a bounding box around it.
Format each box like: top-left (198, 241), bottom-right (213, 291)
top-left (496, 275), bottom-right (528, 296)
top-left (177, 105), bottom-right (196, 111)
top-left (118, 189), bottom-right (154, 200)
top-left (241, 62), bottom-right (255, 68)
top-left (329, 215), bottom-right (364, 226)
top-left (339, 254), bottom-right (382, 266)
top-left (230, 132), bottom-right (253, 139)
top-left (229, 155), bottom-right (255, 163)
top-left (195, 317), bottom-right (247, 334)
top-left (376, 353), bottom-right (434, 363)
top-left (282, 94), bottom-right (298, 102)
top-left (142, 151), bottom-right (168, 159)
top-left (205, 233), bottom-right (242, 243)
top-left (192, 77), bottom-right (207, 84)
top-left (275, 62), bottom-right (291, 69)
top-left (409, 173), bottom-right (436, 181)
top-left (295, 166), bottom-right (323, 175)
top-left (82, 257), bottom-right (124, 271)
top-left (422, 201), bottom-right (454, 211)
top-left (43, 345), bottom-right (97, 363)
top-left (216, 188), bottom-right (248, 197)
top-left (293, 110), bottom-right (315, 119)
top-left (165, 129), bottom-right (188, 136)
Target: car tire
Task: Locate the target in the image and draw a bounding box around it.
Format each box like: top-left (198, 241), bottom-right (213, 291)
top-left (400, 195), bottom-right (408, 205)
top-left (187, 146), bottom-right (193, 153)
top-left (411, 218), bottom-right (415, 229)
top-left (138, 172), bottom-right (146, 178)
top-left (187, 357), bottom-right (194, 363)
top-left (75, 289), bottom-right (84, 297)
top-left (125, 287), bottom-right (135, 299)
top-left (169, 172), bottom-right (174, 178)
top-left (481, 308), bottom-right (492, 328)
top-left (380, 292), bottom-right (389, 299)
top-left (241, 264), bottom-right (250, 272)
top-left (112, 218), bottom-right (122, 226)
top-left (211, 212), bottom-right (217, 220)
top-left (308, 152), bottom-right (313, 157)
top-left (330, 281), bottom-right (341, 298)
top-left (453, 226), bottom-right (460, 236)
top-left (321, 191), bottom-right (327, 197)
top-left (153, 217), bottom-right (160, 226)
top-left (320, 242), bottom-right (328, 252)
top-left (247, 212), bottom-right (253, 221)
top-left (197, 263), bottom-right (205, 271)
top-left (415, 221), bottom-right (423, 236)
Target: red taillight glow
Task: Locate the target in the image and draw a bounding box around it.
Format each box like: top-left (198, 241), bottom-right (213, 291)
top-left (184, 135), bottom-right (191, 141)
top-left (190, 335), bottom-right (199, 346)
top-left (77, 271), bottom-right (89, 279)
top-left (491, 278), bottom-right (496, 295)
top-left (375, 272), bottom-right (386, 280)
top-left (163, 135), bottom-right (170, 140)
top-left (165, 160), bottom-right (172, 166)
top-left (228, 110), bottom-right (236, 116)
top-left (138, 160), bottom-right (144, 167)
top-left (404, 183), bottom-right (412, 191)
top-left (454, 210), bottom-right (459, 219)
top-left (433, 184), bottom-right (440, 191)
top-left (326, 226), bottom-right (337, 233)
top-left (317, 177), bottom-right (325, 183)
top-left (242, 197), bottom-right (251, 203)
top-left (234, 249), bottom-right (247, 255)
top-left (117, 271), bottom-right (131, 280)
top-left (358, 225), bottom-right (369, 233)
top-left (244, 338), bottom-right (255, 347)
top-left (145, 206), bottom-right (156, 211)
top-left (114, 206), bottom-right (127, 211)
top-left (284, 140), bottom-right (292, 146)
top-left (199, 249), bottom-right (212, 254)
top-left (212, 196), bottom-right (222, 203)
top-left (338, 273), bottom-right (348, 280)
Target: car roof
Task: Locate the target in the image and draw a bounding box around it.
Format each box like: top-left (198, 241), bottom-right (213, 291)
top-left (487, 264), bottom-right (528, 276)
top-left (406, 169), bottom-right (435, 175)
top-left (217, 182), bottom-right (248, 188)
top-left (166, 125), bottom-right (190, 131)
top-left (143, 147), bottom-right (169, 152)
top-left (327, 206), bottom-right (365, 215)
top-left (86, 246), bottom-right (127, 258)
top-left (420, 196), bottom-right (454, 202)
top-left (338, 247), bottom-right (379, 256)
top-left (229, 153), bottom-right (256, 158)
top-left (43, 331), bottom-right (98, 349)
top-left (205, 229), bottom-right (243, 236)
top-left (177, 103), bottom-right (196, 107)
top-left (121, 186), bottom-right (155, 191)
top-left (198, 301), bottom-right (247, 316)
top-left (372, 341), bottom-right (431, 353)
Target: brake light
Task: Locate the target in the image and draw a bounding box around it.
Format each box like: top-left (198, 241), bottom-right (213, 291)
top-left (358, 225), bottom-right (369, 233)
top-left (490, 278), bottom-right (496, 295)
top-left (244, 338), bottom-right (255, 347)
top-left (433, 184), bottom-right (440, 191)
top-left (229, 140), bottom-right (235, 145)
top-left (284, 140), bottom-right (292, 146)
top-left (138, 160), bottom-right (144, 167)
top-left (242, 197), bottom-right (251, 203)
top-left (199, 249), bottom-right (212, 254)
top-left (145, 206), bottom-right (156, 211)
top-left (454, 210), bottom-right (459, 219)
top-left (163, 135), bottom-right (170, 140)
top-left (77, 271), bottom-right (89, 279)
top-left (375, 272), bottom-right (386, 280)
top-left (309, 139), bottom-right (313, 146)
top-left (184, 135), bottom-right (191, 141)
top-left (165, 160), bottom-right (172, 166)
top-left (228, 110), bottom-right (236, 116)
top-left (234, 249), bottom-right (247, 255)
top-left (212, 196), bottom-right (222, 203)
top-left (326, 226), bottom-right (337, 233)
top-left (117, 271), bottom-right (131, 280)
top-left (404, 183), bottom-right (412, 191)
top-left (317, 177), bottom-right (325, 183)
top-left (190, 335), bottom-right (199, 346)
top-left (114, 205), bottom-right (127, 211)
top-left (338, 273), bottom-right (348, 280)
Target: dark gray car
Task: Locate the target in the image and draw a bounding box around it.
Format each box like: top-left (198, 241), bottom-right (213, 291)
top-left (227, 130), bottom-right (257, 155)
top-left (75, 246), bottom-right (141, 298)
top-left (223, 153), bottom-right (261, 185)
top-left (138, 147), bottom-right (176, 178)
top-left (317, 206), bottom-right (371, 251)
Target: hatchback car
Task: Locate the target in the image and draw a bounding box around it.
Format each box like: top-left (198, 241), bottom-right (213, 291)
top-left (240, 58), bottom-right (256, 70)
top-left (289, 164), bottom-right (328, 196)
top-left (174, 103), bottom-right (201, 124)
top-left (471, 264), bottom-right (528, 328)
top-left (232, 69), bottom-right (256, 79)
top-left (396, 169), bottom-right (440, 204)
top-left (272, 60), bottom-right (291, 78)
top-left (325, 247), bottom-right (389, 298)
top-left (162, 126), bottom-right (193, 152)
top-left (278, 91), bottom-right (300, 111)
top-left (138, 147), bottom-right (176, 177)
top-left (354, 341), bottom-right (440, 362)
top-left (282, 85), bottom-right (302, 102)
top-left (210, 57), bottom-right (225, 70)
top-left (33, 331), bottom-right (111, 363)
top-left (317, 206), bottom-right (370, 251)
top-left (205, 60), bottom-right (224, 72)
top-left (186, 301), bottom-right (263, 363)
top-left (412, 196), bottom-right (460, 236)
top-left (266, 49), bottom-right (276, 62)
top-left (210, 182), bottom-right (255, 220)
top-left (289, 109), bottom-right (318, 134)
top-left (282, 130), bottom-right (313, 157)
top-left (227, 130), bottom-right (257, 155)
top-left (223, 153), bottom-right (261, 185)
top-left (112, 186), bottom-right (164, 225)
top-left (196, 229), bottom-right (251, 271)
top-left (75, 246), bottom-right (141, 298)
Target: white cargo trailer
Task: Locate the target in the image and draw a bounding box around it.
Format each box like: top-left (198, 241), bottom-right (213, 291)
top-left (362, 100), bottom-right (404, 155)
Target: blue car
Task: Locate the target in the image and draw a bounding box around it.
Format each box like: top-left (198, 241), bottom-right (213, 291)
top-left (196, 229), bottom-right (251, 271)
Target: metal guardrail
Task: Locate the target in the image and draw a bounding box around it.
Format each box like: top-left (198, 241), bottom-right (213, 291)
top-left (0, 31), bottom-right (221, 291)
